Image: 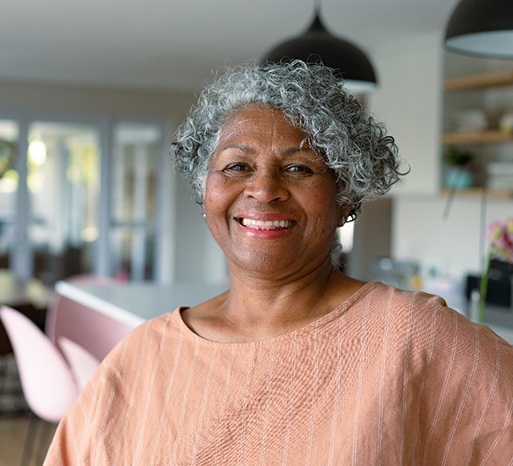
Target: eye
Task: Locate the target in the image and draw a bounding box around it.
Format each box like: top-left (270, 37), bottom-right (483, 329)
top-left (283, 164), bottom-right (314, 176)
top-left (222, 162), bottom-right (252, 174)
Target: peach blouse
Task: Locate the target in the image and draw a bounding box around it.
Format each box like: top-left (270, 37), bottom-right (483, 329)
top-left (44, 282), bottom-right (513, 465)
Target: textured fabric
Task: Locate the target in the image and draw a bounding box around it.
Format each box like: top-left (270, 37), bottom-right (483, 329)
top-left (44, 282), bottom-right (513, 465)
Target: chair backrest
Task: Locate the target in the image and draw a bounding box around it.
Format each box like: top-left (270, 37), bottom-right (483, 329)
top-left (46, 277), bottom-right (133, 361)
top-left (58, 336), bottom-right (100, 391)
top-left (0, 306), bottom-right (78, 423)
top-left (46, 294), bottom-right (133, 361)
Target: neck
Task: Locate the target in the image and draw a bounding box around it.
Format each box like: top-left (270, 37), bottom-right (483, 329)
top-left (215, 261), bottom-right (350, 340)
top-left (181, 259), bottom-right (365, 344)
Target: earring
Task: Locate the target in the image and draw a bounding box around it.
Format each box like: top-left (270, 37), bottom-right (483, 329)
top-left (202, 212), bottom-right (206, 219)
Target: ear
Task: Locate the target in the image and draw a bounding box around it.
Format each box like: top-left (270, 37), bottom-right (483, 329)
top-left (337, 205), bottom-right (352, 227)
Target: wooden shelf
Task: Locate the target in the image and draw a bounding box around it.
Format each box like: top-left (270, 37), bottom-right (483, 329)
top-left (440, 188), bottom-right (513, 199)
top-left (444, 70), bottom-right (513, 91)
top-left (442, 130), bottom-right (513, 145)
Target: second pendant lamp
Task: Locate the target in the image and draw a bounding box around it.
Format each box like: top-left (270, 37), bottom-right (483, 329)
top-left (262, 8), bottom-right (378, 95)
top-left (445, 0), bottom-right (513, 58)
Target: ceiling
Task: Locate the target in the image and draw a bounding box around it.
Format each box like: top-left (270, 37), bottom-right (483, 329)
top-left (0, 0), bottom-right (460, 92)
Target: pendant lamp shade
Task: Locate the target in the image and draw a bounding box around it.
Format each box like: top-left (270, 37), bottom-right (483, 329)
top-left (262, 13), bottom-right (377, 94)
top-left (445, 0), bottom-right (513, 58)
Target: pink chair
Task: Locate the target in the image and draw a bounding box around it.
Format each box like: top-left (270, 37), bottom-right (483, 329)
top-left (0, 306), bottom-right (78, 422)
top-left (58, 336), bottom-right (100, 391)
top-left (0, 306), bottom-right (81, 465)
top-left (45, 276), bottom-right (132, 361)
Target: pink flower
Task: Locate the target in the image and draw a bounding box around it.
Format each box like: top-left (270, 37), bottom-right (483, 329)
top-left (506, 217), bottom-right (513, 241)
top-left (477, 218), bottom-right (513, 323)
top-left (486, 218), bottom-right (513, 263)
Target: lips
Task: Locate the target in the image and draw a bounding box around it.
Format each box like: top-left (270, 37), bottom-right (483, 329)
top-left (237, 218), bottom-right (295, 230)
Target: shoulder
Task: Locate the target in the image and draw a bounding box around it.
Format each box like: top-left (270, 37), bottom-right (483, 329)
top-left (352, 281), bottom-right (449, 330)
top-left (84, 310), bottom-right (186, 400)
top-left (95, 309), bottom-right (184, 370)
top-left (364, 281), bottom-right (474, 332)
top-left (392, 285), bottom-right (513, 381)
top-left (121, 308), bottom-right (184, 347)
top-left (361, 282), bottom-right (513, 366)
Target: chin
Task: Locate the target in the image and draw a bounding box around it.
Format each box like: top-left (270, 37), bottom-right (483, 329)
top-left (232, 252), bottom-right (325, 278)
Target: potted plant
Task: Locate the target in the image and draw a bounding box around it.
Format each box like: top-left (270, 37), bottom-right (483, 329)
top-left (443, 146), bottom-right (475, 190)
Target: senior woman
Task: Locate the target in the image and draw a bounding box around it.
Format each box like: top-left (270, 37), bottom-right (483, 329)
top-left (45, 61), bottom-right (513, 465)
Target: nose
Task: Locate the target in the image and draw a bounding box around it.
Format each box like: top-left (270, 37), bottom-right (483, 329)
top-left (244, 170), bottom-right (289, 203)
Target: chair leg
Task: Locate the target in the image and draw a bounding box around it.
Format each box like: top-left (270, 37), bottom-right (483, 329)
top-left (20, 412), bottom-right (39, 466)
top-left (36, 420), bottom-right (58, 464)
top-left (0, 356), bottom-right (6, 400)
top-left (19, 412), bottom-right (57, 466)
top-left (0, 354), bottom-right (29, 416)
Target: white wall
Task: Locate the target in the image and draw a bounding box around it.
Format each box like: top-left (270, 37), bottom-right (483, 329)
top-left (392, 194), bottom-right (512, 278)
top-left (173, 175), bottom-right (227, 283)
top-left (369, 32), bottom-right (444, 197)
top-left (0, 79), bottom-right (196, 117)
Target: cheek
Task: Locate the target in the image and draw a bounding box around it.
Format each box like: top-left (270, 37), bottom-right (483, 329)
top-left (203, 175), bottom-right (234, 216)
top-left (303, 184), bottom-right (340, 225)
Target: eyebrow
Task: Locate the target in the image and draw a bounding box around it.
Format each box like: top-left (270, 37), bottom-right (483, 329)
top-left (218, 144), bottom-right (254, 154)
top-left (283, 146), bottom-right (316, 157)
top-left (218, 144), bottom-right (317, 157)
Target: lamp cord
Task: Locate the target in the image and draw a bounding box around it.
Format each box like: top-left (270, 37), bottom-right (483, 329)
top-left (313, 0), bottom-right (321, 16)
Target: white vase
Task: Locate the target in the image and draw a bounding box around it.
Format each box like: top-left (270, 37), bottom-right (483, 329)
top-left (469, 289), bottom-right (482, 323)
top-left (443, 167), bottom-right (475, 190)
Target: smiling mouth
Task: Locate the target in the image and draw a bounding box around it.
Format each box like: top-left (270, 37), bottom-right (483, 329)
top-left (237, 218), bottom-right (295, 230)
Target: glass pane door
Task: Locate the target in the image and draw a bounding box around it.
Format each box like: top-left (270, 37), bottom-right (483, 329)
top-left (110, 122), bottom-right (163, 281)
top-left (0, 121), bottom-right (19, 271)
top-left (27, 122), bottom-right (100, 284)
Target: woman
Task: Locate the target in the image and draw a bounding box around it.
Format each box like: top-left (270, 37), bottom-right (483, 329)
top-left (45, 61), bottom-right (513, 465)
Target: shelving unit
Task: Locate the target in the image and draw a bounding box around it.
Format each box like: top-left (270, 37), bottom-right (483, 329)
top-left (443, 70), bottom-right (513, 197)
top-left (444, 70), bottom-right (513, 91)
top-left (440, 187), bottom-right (513, 200)
top-left (442, 130), bottom-right (513, 145)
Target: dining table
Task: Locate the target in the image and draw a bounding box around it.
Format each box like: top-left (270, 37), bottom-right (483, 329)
top-left (54, 279), bottom-right (229, 328)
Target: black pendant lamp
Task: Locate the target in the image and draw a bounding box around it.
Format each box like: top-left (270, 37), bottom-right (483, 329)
top-left (445, 0), bottom-right (513, 58)
top-left (262, 8), bottom-right (377, 94)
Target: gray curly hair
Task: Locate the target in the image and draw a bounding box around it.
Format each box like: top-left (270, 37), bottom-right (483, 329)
top-left (171, 60), bottom-right (404, 221)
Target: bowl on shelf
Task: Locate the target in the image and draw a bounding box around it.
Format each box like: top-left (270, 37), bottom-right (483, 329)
top-left (451, 109), bottom-right (487, 133)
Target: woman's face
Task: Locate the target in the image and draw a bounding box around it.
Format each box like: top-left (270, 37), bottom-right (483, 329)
top-left (203, 104), bottom-right (346, 278)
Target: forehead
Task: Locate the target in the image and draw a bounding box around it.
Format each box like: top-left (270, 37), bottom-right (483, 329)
top-left (218, 104), bottom-right (307, 143)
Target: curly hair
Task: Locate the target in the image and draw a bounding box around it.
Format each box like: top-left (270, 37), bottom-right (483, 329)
top-left (171, 60), bottom-right (405, 221)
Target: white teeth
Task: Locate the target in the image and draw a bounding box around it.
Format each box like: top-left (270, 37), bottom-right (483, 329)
top-left (240, 218), bottom-right (293, 229)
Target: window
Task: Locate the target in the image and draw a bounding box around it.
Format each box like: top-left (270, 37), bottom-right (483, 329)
top-left (2, 116), bottom-right (170, 284)
top-left (109, 122), bottom-right (163, 280)
top-left (27, 122), bottom-right (100, 283)
top-left (0, 120), bottom-right (19, 271)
